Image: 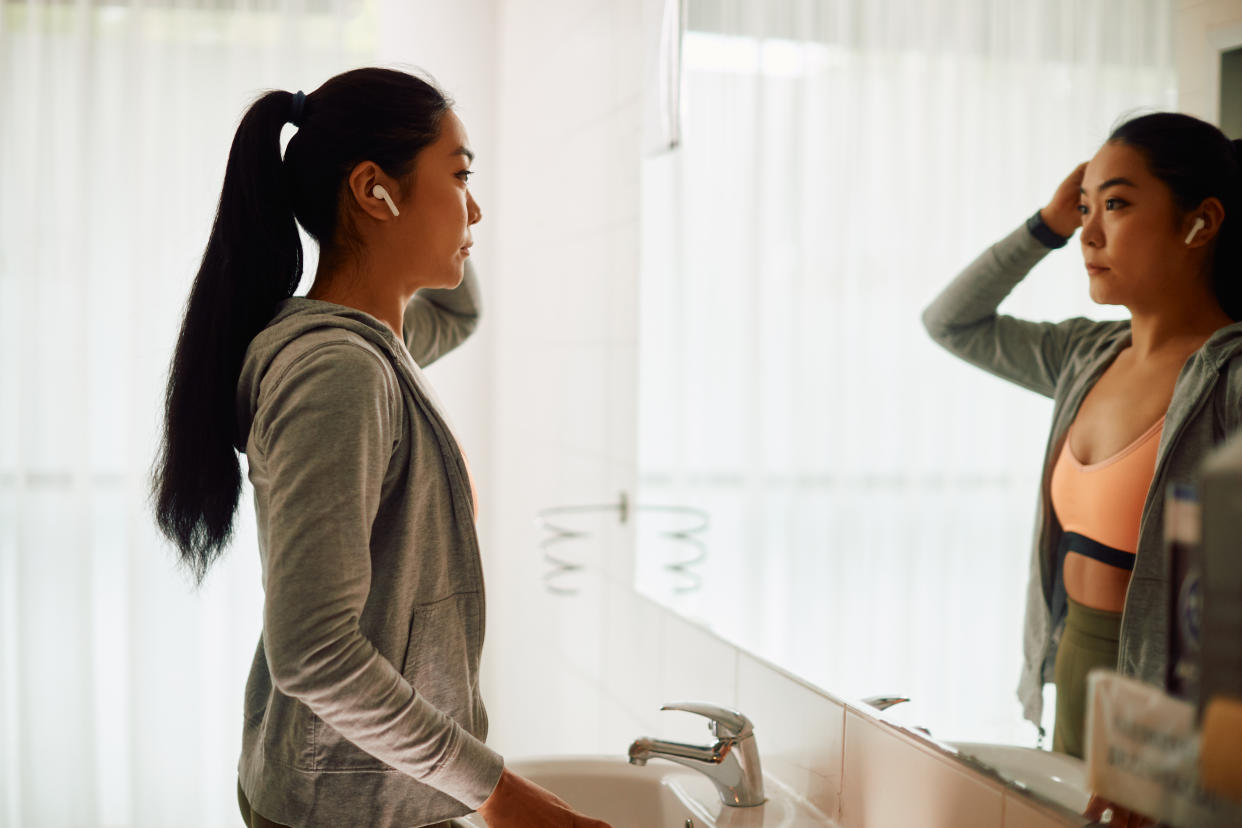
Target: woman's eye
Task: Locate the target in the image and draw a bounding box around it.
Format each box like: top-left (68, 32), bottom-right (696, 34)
top-left (1105, 197), bottom-right (1126, 210)
top-left (1077, 204), bottom-right (1088, 215)
top-left (456, 170), bottom-right (474, 182)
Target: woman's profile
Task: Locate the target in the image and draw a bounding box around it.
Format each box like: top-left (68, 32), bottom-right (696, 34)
top-left (153, 67), bottom-right (610, 828)
top-left (924, 112), bottom-right (1240, 762)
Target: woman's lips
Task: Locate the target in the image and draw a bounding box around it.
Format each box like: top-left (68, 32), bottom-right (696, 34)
top-left (1086, 264), bottom-right (1109, 276)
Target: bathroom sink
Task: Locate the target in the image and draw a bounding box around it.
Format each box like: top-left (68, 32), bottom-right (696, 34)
top-left (949, 742), bottom-right (1090, 813)
top-left (455, 756), bottom-right (833, 827)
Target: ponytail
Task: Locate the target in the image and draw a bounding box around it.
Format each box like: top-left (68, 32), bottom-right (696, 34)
top-left (154, 90), bottom-right (303, 583)
top-left (153, 68), bottom-right (452, 584)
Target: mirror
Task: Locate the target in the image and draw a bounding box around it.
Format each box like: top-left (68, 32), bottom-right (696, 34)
top-left (635, 0), bottom-right (1174, 753)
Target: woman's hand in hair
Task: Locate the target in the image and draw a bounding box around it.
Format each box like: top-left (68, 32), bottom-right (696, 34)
top-left (1041, 161), bottom-right (1089, 239)
top-left (476, 768), bottom-right (613, 827)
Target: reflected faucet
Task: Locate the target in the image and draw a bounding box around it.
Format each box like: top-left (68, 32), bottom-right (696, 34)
top-left (627, 702), bottom-right (765, 807)
top-left (861, 695), bottom-right (910, 711)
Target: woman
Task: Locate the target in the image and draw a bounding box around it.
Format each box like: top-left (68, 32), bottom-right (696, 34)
top-left (923, 113), bottom-right (1241, 759)
top-left (153, 68), bottom-right (610, 828)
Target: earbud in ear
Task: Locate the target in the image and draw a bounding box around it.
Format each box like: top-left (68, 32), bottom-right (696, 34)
top-left (1185, 217), bottom-right (1206, 245)
top-left (372, 184), bottom-right (400, 217)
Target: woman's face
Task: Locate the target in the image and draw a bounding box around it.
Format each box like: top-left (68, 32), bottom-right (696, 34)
top-left (393, 108), bottom-right (481, 290)
top-left (1078, 141), bottom-right (1194, 313)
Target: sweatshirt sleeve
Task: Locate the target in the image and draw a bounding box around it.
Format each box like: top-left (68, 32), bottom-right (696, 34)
top-left (403, 258), bottom-right (482, 368)
top-left (921, 219), bottom-right (1098, 399)
top-left (251, 340), bottom-right (503, 808)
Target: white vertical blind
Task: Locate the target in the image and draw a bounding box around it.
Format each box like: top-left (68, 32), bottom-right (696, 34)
top-left (637, 0), bottom-right (1175, 746)
top-left (0, 3), bottom-right (374, 825)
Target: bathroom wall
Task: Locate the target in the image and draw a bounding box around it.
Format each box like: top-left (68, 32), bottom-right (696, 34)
top-left (474, 2), bottom-right (1083, 826)
top-left (1175, 0), bottom-right (1242, 122)
top-left (481, 0), bottom-right (645, 755)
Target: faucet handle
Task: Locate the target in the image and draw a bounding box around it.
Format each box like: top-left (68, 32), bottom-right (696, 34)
top-left (660, 701), bottom-right (754, 739)
top-left (861, 695), bottom-right (910, 712)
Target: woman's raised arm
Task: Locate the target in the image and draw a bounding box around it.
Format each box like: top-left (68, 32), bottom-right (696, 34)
top-left (403, 257), bottom-right (483, 366)
top-left (921, 163), bottom-right (1101, 398)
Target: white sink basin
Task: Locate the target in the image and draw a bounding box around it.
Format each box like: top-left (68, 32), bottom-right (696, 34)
top-left (455, 756), bottom-right (834, 827)
top-left (949, 742), bottom-right (1090, 813)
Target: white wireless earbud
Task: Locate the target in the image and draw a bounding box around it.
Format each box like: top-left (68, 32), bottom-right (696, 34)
top-left (372, 184), bottom-right (400, 217)
top-left (1185, 217), bottom-right (1206, 245)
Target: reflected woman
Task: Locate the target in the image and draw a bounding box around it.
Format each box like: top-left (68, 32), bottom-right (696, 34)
top-left (153, 68), bottom-right (610, 828)
top-left (922, 113), bottom-right (1242, 762)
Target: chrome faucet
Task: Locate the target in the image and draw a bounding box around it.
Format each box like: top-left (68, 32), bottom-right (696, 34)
top-left (861, 695), bottom-right (910, 711)
top-left (627, 702), bottom-right (765, 807)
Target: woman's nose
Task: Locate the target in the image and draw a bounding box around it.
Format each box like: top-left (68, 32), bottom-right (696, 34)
top-left (1080, 211), bottom-right (1101, 248)
top-left (467, 192), bottom-right (482, 225)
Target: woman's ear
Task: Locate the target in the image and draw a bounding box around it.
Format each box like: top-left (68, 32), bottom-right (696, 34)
top-left (1184, 197), bottom-right (1225, 248)
top-left (346, 160), bottom-right (400, 222)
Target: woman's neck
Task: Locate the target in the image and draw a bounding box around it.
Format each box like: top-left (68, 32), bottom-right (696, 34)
top-left (1128, 300), bottom-right (1234, 362)
top-left (307, 259), bottom-right (410, 340)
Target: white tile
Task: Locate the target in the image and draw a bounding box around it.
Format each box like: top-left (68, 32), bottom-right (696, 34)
top-left (530, 664), bottom-right (603, 756)
top-left (603, 343), bottom-right (638, 471)
top-left (556, 3), bottom-right (619, 129)
top-left (658, 610), bottom-right (739, 744)
top-left (841, 710), bottom-right (1005, 828)
top-left (612, 0), bottom-right (646, 101)
top-left (483, 597), bottom-right (586, 756)
top-left (602, 579), bottom-right (665, 724)
top-left (597, 691), bottom-right (654, 756)
top-left (736, 653), bottom-right (845, 821)
top-left (508, 238), bottom-right (611, 345)
top-left (550, 571), bottom-right (607, 685)
top-left (605, 224), bottom-right (641, 345)
top-left (598, 455), bottom-right (638, 583)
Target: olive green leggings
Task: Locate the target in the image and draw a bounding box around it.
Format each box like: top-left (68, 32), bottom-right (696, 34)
top-left (1052, 596), bottom-right (1122, 758)
top-left (237, 780), bottom-right (293, 828)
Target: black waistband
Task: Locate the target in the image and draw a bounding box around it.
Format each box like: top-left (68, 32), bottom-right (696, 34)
top-left (1058, 531), bottom-right (1135, 572)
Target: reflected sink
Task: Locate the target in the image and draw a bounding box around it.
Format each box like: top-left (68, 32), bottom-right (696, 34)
top-left (455, 756), bottom-right (834, 827)
top-left (949, 742), bottom-right (1090, 813)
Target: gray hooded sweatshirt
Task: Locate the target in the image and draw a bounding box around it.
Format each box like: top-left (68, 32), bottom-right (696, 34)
top-left (233, 261), bottom-right (504, 828)
top-left (923, 221), bottom-right (1242, 729)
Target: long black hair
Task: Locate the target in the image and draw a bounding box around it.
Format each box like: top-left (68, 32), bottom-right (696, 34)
top-left (153, 67), bottom-right (454, 584)
top-left (1109, 112), bottom-right (1242, 318)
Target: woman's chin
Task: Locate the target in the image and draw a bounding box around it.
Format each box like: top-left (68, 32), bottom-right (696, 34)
top-left (414, 265), bottom-right (465, 292)
top-left (1087, 279), bottom-right (1120, 307)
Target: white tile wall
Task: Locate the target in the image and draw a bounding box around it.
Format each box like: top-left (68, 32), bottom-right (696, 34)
top-left (736, 653), bottom-right (846, 821)
top-left (841, 709), bottom-right (1005, 828)
top-left (482, 0), bottom-right (645, 758)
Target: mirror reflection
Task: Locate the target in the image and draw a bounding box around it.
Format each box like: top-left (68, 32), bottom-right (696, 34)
top-left (635, 0), bottom-right (1227, 761)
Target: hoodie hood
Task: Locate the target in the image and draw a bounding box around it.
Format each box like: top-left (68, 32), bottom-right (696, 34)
top-left (1197, 320), bottom-right (1242, 371)
top-left (235, 298), bottom-right (406, 451)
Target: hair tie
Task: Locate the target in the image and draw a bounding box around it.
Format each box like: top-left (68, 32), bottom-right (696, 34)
top-left (289, 90), bottom-right (307, 127)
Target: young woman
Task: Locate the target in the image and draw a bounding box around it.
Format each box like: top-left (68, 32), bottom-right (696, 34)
top-left (153, 68), bottom-right (610, 828)
top-left (923, 112), bottom-right (1242, 767)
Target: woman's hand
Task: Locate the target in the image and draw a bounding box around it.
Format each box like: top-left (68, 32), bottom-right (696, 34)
top-left (1041, 161), bottom-right (1088, 238)
top-left (1083, 793), bottom-right (1156, 827)
top-left (476, 768), bottom-right (613, 827)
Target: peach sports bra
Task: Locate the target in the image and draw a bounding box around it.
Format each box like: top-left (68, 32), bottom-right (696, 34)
top-left (1050, 415), bottom-right (1165, 570)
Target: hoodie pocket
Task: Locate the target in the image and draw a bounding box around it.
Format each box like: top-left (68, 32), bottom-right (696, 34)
top-left (308, 591), bottom-right (485, 772)
top-left (400, 591), bottom-right (484, 734)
